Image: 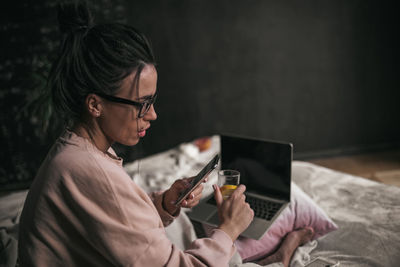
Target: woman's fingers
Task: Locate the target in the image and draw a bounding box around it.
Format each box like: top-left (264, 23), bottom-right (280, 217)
top-left (174, 175), bottom-right (210, 208)
top-left (213, 184), bottom-right (223, 207)
top-left (231, 184), bottom-right (246, 198)
top-left (192, 183), bottom-right (203, 195)
top-left (182, 190), bottom-right (203, 208)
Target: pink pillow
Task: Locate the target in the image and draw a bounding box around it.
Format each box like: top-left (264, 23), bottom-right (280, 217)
top-left (203, 182), bottom-right (338, 261)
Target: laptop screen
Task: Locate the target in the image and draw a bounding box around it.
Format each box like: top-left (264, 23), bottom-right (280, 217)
top-left (220, 135), bottom-right (292, 201)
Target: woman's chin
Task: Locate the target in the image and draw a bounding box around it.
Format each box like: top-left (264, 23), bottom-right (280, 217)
top-left (129, 139), bottom-right (140, 146)
top-left (120, 137), bottom-right (140, 147)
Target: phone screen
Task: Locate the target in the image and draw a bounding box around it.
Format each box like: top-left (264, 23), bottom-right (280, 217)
top-left (175, 154), bottom-right (220, 206)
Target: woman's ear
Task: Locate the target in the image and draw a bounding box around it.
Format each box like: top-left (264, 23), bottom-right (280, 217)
top-left (85, 94), bottom-right (103, 117)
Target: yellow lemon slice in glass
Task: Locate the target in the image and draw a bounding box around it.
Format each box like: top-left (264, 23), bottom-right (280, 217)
top-left (220, 185), bottom-right (238, 199)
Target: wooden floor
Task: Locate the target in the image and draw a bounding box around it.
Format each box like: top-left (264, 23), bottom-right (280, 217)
top-left (307, 149), bottom-right (400, 187)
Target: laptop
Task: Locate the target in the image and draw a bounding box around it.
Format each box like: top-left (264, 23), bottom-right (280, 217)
top-left (188, 134), bottom-right (292, 240)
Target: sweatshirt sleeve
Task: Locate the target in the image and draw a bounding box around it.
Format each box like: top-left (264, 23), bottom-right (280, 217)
top-left (148, 191), bottom-right (180, 226)
top-left (55, 157), bottom-right (236, 267)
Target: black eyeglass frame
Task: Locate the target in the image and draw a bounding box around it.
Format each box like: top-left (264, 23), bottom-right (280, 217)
top-left (95, 92), bottom-right (157, 118)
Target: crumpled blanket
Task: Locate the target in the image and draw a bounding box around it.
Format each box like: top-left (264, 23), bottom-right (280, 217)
top-left (0, 190), bottom-right (27, 267)
top-left (165, 210), bottom-right (318, 267)
top-left (0, 229), bottom-right (18, 267)
top-left (229, 241), bottom-right (318, 267)
top-left (126, 136), bottom-right (400, 266)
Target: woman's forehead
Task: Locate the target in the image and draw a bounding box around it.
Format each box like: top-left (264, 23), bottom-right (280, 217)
top-left (120, 65), bottom-right (157, 98)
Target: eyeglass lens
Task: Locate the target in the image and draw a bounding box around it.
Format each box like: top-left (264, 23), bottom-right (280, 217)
top-left (138, 94), bottom-right (157, 118)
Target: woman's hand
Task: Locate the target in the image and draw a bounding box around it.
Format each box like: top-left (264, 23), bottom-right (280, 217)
top-left (163, 177), bottom-right (206, 215)
top-left (215, 184), bottom-right (254, 242)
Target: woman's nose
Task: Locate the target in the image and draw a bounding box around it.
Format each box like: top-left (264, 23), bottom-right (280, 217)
top-left (144, 104), bottom-right (157, 121)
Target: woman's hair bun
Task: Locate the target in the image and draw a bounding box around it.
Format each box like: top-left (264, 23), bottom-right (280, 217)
top-left (57, 0), bottom-right (93, 34)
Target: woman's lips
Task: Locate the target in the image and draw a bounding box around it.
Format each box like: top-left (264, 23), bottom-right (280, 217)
top-left (138, 129), bottom-right (147, 137)
top-left (138, 125), bottom-right (150, 138)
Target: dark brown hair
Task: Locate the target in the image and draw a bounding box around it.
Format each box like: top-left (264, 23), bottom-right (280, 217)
top-left (48, 0), bottom-right (156, 124)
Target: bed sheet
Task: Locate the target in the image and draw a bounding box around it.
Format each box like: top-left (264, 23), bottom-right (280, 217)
top-left (125, 136), bottom-right (400, 266)
top-left (292, 161), bottom-right (400, 267)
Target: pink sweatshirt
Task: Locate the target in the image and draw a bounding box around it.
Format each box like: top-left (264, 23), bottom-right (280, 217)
top-left (18, 130), bottom-right (235, 266)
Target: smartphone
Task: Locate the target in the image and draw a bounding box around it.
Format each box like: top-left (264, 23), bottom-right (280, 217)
top-left (305, 257), bottom-right (340, 267)
top-left (175, 154), bottom-right (220, 206)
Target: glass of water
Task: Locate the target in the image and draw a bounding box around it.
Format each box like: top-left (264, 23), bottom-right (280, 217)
top-left (218, 170), bottom-right (240, 200)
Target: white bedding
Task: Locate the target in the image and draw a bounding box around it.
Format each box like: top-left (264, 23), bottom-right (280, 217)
top-left (293, 162), bottom-right (400, 267)
top-left (125, 136), bottom-right (400, 266)
top-left (1, 136), bottom-right (399, 266)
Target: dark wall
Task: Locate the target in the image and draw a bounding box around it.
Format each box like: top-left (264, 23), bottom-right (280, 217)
top-left (122, 0), bottom-right (400, 160)
top-left (1, 0), bottom-right (399, 189)
top-left (0, 0), bottom-right (128, 190)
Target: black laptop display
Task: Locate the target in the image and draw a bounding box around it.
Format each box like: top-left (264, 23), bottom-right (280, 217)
top-left (221, 135), bottom-right (291, 202)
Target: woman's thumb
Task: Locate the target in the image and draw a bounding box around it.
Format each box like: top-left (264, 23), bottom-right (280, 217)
top-left (213, 184), bottom-right (223, 207)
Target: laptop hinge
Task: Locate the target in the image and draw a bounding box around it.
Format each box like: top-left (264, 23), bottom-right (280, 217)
top-left (245, 191), bottom-right (288, 204)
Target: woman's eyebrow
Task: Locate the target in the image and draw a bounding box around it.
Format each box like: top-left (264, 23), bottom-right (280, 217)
top-left (137, 92), bottom-right (156, 101)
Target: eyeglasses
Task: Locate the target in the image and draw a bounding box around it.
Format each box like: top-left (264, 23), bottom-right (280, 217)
top-left (96, 92), bottom-right (157, 118)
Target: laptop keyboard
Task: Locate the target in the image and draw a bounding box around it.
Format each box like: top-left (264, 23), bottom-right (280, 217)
top-left (246, 195), bottom-right (282, 220)
top-left (206, 195), bottom-right (283, 221)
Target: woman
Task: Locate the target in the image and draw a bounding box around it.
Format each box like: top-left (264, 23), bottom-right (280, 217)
top-left (18, 2), bottom-right (312, 266)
